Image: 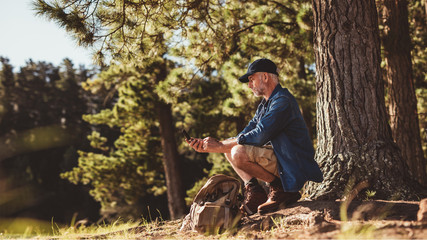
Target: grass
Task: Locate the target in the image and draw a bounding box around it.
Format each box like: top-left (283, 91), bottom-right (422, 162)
top-left (338, 221), bottom-right (377, 239)
top-left (0, 217), bottom-right (144, 239)
top-left (0, 192), bottom-right (419, 239)
top-left (56, 219), bottom-right (142, 239)
top-left (0, 216), bottom-right (283, 239)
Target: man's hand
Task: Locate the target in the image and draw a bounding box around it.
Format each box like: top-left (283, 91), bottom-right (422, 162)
top-left (186, 138), bottom-right (207, 152)
top-left (202, 137), bottom-right (222, 151)
top-left (186, 137), bottom-right (223, 153)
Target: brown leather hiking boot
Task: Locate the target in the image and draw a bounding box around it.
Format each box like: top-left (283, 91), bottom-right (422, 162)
top-left (239, 183), bottom-right (268, 215)
top-left (257, 184), bottom-right (301, 215)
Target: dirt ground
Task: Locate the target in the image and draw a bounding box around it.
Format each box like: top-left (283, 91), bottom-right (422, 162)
top-left (100, 200), bottom-right (427, 239)
top-left (236, 200), bottom-right (426, 239)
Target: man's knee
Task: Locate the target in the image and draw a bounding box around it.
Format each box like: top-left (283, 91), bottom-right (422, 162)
top-left (230, 145), bottom-right (249, 168)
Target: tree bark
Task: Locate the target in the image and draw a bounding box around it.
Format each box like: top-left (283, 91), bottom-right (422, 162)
top-left (156, 100), bottom-right (186, 219)
top-left (153, 61), bottom-right (186, 220)
top-left (306, 0), bottom-right (419, 200)
top-left (380, 0), bottom-right (426, 185)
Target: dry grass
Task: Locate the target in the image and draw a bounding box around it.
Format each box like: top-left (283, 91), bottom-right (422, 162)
top-left (1, 199), bottom-right (426, 239)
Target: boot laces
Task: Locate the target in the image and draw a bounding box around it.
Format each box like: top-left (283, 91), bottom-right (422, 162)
top-left (244, 185), bottom-right (254, 202)
top-left (268, 185), bottom-right (282, 200)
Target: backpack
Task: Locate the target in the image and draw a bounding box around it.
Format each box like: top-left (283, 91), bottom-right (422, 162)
top-left (180, 174), bottom-right (242, 234)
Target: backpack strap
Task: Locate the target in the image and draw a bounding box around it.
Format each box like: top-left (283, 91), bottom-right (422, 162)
top-left (224, 207), bottom-right (230, 227)
top-left (242, 203), bottom-right (254, 215)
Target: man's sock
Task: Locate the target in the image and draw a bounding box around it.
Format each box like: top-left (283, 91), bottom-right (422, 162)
top-left (269, 176), bottom-right (282, 188)
top-left (245, 177), bottom-right (259, 187)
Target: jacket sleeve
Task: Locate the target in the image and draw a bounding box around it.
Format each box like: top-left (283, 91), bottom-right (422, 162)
top-left (237, 96), bottom-right (295, 146)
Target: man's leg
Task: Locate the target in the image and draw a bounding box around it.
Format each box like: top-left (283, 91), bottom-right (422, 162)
top-left (224, 152), bottom-right (252, 182)
top-left (224, 150), bottom-right (267, 215)
top-left (229, 145), bottom-right (276, 183)
top-left (225, 145), bottom-right (278, 215)
top-left (226, 145), bottom-right (300, 215)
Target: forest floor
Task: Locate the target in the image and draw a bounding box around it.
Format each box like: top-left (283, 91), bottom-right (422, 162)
top-left (89, 199), bottom-right (426, 239)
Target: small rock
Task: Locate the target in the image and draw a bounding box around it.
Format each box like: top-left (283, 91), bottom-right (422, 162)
top-left (260, 217), bottom-right (273, 231)
top-left (310, 222), bottom-right (338, 234)
top-left (309, 211), bottom-right (325, 226)
top-left (402, 221), bottom-right (411, 227)
top-left (352, 202), bottom-right (376, 220)
top-left (417, 198), bottom-right (427, 222)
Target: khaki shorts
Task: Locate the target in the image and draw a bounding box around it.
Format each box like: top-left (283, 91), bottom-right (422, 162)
top-left (243, 145), bottom-right (279, 177)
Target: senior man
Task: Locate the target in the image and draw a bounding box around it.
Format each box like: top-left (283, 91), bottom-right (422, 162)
top-left (187, 58), bottom-right (323, 215)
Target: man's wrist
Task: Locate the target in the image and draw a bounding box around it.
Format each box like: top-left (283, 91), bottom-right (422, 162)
top-left (237, 134), bottom-right (246, 144)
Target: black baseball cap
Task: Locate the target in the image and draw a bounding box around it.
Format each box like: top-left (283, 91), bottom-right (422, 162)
top-left (238, 58), bottom-right (279, 83)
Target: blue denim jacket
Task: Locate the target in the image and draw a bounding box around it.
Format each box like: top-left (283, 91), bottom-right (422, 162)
top-left (237, 84), bottom-right (323, 192)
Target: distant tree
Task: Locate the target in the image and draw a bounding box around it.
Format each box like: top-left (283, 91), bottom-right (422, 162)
top-left (407, 0), bottom-right (427, 162)
top-left (379, 0), bottom-right (426, 185)
top-left (61, 61), bottom-right (176, 219)
top-left (0, 57), bottom-right (14, 133)
top-left (306, 0), bottom-right (420, 199)
top-left (0, 58), bottom-right (100, 222)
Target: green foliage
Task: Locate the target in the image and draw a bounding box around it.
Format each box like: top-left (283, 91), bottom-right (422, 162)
top-left (0, 57), bottom-right (100, 222)
top-left (416, 88), bottom-right (427, 158)
top-left (0, 57), bottom-right (13, 125)
top-left (365, 190), bottom-right (377, 200)
top-left (408, 0), bottom-right (427, 159)
top-left (61, 62), bottom-right (169, 219)
top-left (408, 0), bottom-right (427, 89)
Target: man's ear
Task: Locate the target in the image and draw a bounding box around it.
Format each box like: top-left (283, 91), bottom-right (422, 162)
top-left (263, 72), bottom-right (269, 82)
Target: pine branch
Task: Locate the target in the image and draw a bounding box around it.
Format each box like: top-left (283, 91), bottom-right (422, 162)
top-left (32, 0), bottom-right (94, 46)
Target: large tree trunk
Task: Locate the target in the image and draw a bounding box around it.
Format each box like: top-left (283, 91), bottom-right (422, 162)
top-left (306, 0), bottom-right (418, 200)
top-left (154, 61), bottom-right (186, 219)
top-left (156, 100), bottom-right (186, 219)
top-left (380, 0), bottom-right (426, 185)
